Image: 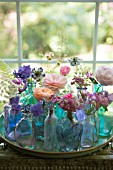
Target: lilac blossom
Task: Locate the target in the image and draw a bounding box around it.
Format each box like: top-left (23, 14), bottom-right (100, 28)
top-left (10, 103), bottom-right (21, 115)
top-left (9, 96), bottom-right (21, 115)
top-left (30, 102), bottom-right (44, 117)
top-left (10, 96), bottom-right (20, 105)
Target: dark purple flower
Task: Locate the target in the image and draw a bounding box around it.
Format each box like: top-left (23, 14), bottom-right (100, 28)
top-left (10, 103), bottom-right (21, 115)
top-left (30, 102), bottom-right (44, 117)
top-left (13, 65), bottom-right (31, 82)
top-left (10, 96), bottom-right (20, 105)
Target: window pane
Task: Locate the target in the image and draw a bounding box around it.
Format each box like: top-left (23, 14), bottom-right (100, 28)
top-left (0, 2), bottom-right (17, 59)
top-left (21, 2), bottom-right (95, 61)
top-left (97, 2), bottom-right (113, 61)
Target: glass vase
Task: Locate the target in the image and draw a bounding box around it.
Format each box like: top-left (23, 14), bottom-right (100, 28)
top-left (98, 107), bottom-right (113, 137)
top-left (56, 111), bottom-right (83, 152)
top-left (44, 108), bottom-right (59, 151)
top-left (14, 113), bottom-right (38, 149)
top-left (92, 113), bottom-right (100, 142)
top-left (93, 84), bottom-right (104, 93)
top-left (20, 81), bottom-right (37, 105)
top-left (55, 103), bottom-right (66, 121)
top-left (81, 115), bottom-right (94, 148)
top-left (76, 87), bottom-right (87, 121)
top-left (4, 104), bottom-right (22, 141)
top-left (33, 114), bottom-right (46, 141)
top-left (76, 87), bottom-right (87, 98)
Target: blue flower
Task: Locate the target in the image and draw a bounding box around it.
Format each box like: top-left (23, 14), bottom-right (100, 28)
top-left (30, 102), bottom-right (44, 117)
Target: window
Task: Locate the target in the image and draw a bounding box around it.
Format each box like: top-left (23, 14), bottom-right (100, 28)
top-left (0, 0), bottom-right (113, 73)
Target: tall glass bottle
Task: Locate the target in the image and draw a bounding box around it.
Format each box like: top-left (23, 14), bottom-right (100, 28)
top-left (81, 115), bottom-right (94, 148)
top-left (44, 107), bottom-right (58, 151)
top-left (76, 87), bottom-right (87, 121)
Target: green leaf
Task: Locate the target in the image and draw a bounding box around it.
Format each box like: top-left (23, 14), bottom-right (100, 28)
top-left (89, 77), bottom-right (98, 84)
top-left (0, 61), bottom-right (13, 80)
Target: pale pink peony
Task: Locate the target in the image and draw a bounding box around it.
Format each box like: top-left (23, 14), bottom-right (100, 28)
top-left (96, 65), bottom-right (113, 86)
top-left (60, 66), bottom-right (70, 76)
top-left (42, 73), bottom-right (67, 93)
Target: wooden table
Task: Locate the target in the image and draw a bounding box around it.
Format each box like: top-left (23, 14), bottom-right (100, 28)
top-left (0, 137), bottom-right (113, 170)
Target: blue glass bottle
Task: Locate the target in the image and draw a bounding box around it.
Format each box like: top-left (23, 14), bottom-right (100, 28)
top-left (4, 104), bottom-right (22, 141)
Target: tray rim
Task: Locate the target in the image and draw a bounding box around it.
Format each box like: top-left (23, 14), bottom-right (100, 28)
top-left (0, 114), bottom-right (113, 158)
top-left (0, 134), bottom-right (112, 158)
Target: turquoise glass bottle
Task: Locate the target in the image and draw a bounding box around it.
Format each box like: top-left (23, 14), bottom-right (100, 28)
top-left (20, 81), bottom-right (37, 105)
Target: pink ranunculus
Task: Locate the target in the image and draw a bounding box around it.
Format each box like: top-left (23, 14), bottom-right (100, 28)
top-left (42, 73), bottom-right (67, 93)
top-left (60, 66), bottom-right (70, 76)
top-left (63, 93), bottom-right (72, 99)
top-left (95, 65), bottom-right (113, 86)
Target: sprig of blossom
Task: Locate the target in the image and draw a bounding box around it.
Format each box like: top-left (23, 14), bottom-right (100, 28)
top-left (71, 64), bottom-right (92, 88)
top-left (80, 90), bottom-right (113, 114)
top-left (51, 93), bottom-right (83, 113)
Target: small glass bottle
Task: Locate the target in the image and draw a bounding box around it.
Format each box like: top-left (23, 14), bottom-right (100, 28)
top-left (4, 104), bottom-right (22, 141)
top-left (44, 107), bottom-right (58, 151)
top-left (57, 111), bottom-right (83, 152)
top-left (14, 112), bottom-right (38, 150)
top-left (20, 81), bottom-right (37, 105)
top-left (81, 115), bottom-right (94, 148)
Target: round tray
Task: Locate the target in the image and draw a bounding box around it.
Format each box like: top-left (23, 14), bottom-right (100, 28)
top-left (0, 115), bottom-right (112, 158)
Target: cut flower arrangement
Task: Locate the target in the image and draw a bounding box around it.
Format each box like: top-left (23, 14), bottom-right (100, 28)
top-left (0, 58), bottom-right (113, 152)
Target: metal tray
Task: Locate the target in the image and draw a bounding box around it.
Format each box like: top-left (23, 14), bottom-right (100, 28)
top-left (0, 114), bottom-right (112, 158)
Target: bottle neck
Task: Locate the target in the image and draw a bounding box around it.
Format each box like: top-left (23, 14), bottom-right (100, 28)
top-left (48, 108), bottom-right (54, 117)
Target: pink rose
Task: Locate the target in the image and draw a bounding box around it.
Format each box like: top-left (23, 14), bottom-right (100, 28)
top-left (96, 65), bottom-right (113, 86)
top-left (60, 66), bottom-right (70, 76)
top-left (42, 73), bottom-right (67, 93)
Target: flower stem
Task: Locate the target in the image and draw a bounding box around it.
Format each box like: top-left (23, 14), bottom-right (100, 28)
top-left (67, 111), bottom-right (74, 123)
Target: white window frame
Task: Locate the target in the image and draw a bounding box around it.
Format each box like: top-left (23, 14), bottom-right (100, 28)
top-left (0, 0), bottom-right (113, 72)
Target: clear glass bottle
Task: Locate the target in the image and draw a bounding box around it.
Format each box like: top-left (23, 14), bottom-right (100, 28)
top-left (91, 112), bottom-right (100, 142)
top-left (14, 113), bottom-right (38, 149)
top-left (76, 87), bottom-right (87, 121)
top-left (57, 111), bottom-right (83, 152)
top-left (81, 115), bottom-right (94, 148)
top-left (44, 107), bottom-right (58, 151)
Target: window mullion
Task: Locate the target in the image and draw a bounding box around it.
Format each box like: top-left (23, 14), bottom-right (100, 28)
top-left (16, 1), bottom-right (23, 67)
top-left (93, 2), bottom-right (99, 73)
